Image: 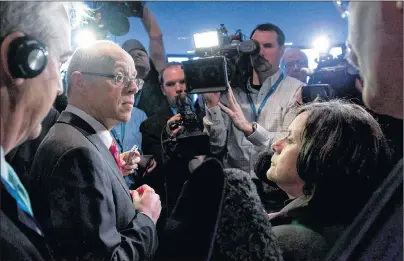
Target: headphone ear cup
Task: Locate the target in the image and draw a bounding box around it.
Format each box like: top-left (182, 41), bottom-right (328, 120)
top-left (7, 35), bottom-right (48, 79)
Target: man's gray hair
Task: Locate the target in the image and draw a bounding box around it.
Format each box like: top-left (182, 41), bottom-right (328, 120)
top-left (0, 2), bottom-right (89, 56)
top-left (66, 40), bottom-right (120, 96)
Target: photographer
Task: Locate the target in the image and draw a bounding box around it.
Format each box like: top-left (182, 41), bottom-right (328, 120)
top-left (203, 23), bottom-right (304, 179)
top-left (122, 5), bottom-right (172, 119)
top-left (140, 63), bottom-right (204, 228)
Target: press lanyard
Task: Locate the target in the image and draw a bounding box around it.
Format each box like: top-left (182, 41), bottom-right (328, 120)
top-left (246, 73), bottom-right (284, 121)
top-left (111, 123), bottom-right (126, 153)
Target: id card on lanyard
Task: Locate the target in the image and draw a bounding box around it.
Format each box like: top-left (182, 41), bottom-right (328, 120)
top-left (246, 73), bottom-right (284, 122)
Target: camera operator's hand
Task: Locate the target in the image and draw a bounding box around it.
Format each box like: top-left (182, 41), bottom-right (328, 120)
top-left (131, 185), bottom-right (161, 224)
top-left (203, 92), bottom-right (221, 109)
top-left (145, 159), bottom-right (157, 175)
top-left (219, 85), bottom-right (254, 136)
top-left (166, 114), bottom-right (184, 137)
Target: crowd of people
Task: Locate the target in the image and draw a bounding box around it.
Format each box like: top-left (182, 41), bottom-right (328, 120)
top-left (0, 1), bottom-right (402, 261)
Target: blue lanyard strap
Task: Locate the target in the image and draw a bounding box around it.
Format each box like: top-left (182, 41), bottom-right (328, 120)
top-left (246, 73), bottom-right (284, 121)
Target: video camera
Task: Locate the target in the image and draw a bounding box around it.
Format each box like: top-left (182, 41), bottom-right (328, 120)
top-left (302, 46), bottom-right (362, 104)
top-left (182, 24), bottom-right (259, 94)
top-left (162, 94), bottom-right (209, 160)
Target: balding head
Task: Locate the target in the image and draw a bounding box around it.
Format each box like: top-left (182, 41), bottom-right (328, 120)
top-left (67, 41), bottom-right (134, 96)
top-left (67, 40), bottom-right (138, 129)
top-left (281, 48), bottom-right (308, 83)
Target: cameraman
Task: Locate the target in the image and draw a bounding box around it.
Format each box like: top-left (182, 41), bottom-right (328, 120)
top-left (203, 23), bottom-right (304, 178)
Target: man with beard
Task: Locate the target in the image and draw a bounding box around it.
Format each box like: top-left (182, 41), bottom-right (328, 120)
top-left (202, 23), bottom-right (304, 212)
top-left (203, 23), bottom-right (304, 178)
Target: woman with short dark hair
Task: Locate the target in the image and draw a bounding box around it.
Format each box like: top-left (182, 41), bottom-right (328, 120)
top-left (266, 100), bottom-right (392, 261)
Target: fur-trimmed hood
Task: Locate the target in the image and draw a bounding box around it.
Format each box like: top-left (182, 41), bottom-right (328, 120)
top-left (214, 168), bottom-right (283, 261)
top-left (157, 159), bottom-right (283, 261)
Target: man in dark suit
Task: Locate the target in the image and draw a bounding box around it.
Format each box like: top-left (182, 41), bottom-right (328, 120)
top-left (29, 40), bottom-right (161, 260)
top-left (0, 2), bottom-right (76, 260)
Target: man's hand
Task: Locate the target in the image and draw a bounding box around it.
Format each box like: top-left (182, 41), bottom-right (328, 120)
top-left (166, 114), bottom-right (183, 137)
top-left (218, 85), bottom-right (254, 136)
top-left (120, 151), bottom-right (141, 176)
top-left (203, 92), bottom-right (221, 109)
top-left (145, 159), bottom-right (157, 175)
top-left (131, 185), bottom-right (161, 224)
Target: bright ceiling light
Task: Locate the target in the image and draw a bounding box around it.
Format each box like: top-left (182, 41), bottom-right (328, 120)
top-left (312, 36), bottom-right (330, 53)
top-left (193, 31), bottom-right (220, 49)
top-left (74, 29), bottom-right (96, 48)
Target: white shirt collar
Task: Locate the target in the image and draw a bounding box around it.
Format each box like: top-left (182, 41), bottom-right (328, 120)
top-left (65, 105), bottom-right (113, 149)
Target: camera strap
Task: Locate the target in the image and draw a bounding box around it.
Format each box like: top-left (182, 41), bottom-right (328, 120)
top-left (246, 73), bottom-right (284, 121)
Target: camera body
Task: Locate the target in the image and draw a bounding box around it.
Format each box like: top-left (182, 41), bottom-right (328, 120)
top-left (183, 26), bottom-right (259, 94)
top-left (182, 56), bottom-right (230, 94)
top-left (163, 95), bottom-right (209, 160)
top-left (303, 52), bottom-right (362, 103)
top-left (176, 94), bottom-right (201, 133)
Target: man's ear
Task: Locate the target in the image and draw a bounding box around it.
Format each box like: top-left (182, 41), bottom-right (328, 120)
top-left (70, 71), bottom-right (85, 94)
top-left (1, 32), bottom-right (26, 86)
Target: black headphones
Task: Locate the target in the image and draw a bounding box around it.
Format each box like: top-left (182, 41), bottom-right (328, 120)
top-left (6, 35), bottom-right (48, 79)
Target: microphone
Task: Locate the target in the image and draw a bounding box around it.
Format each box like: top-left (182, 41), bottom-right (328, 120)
top-left (254, 150), bottom-right (273, 182)
top-left (300, 67), bottom-right (314, 75)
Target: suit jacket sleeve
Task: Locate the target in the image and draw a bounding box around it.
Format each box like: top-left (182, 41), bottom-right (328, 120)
top-left (46, 146), bottom-right (158, 261)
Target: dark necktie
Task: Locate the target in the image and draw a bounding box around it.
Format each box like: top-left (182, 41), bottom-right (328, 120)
top-left (109, 140), bottom-right (122, 173)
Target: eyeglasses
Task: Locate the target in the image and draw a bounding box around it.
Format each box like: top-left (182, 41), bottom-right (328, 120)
top-left (164, 79), bottom-right (186, 87)
top-left (81, 72), bottom-right (144, 90)
top-left (333, 0), bottom-right (350, 19)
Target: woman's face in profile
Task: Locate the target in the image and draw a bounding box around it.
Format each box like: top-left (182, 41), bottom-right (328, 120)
top-left (267, 112), bottom-right (307, 197)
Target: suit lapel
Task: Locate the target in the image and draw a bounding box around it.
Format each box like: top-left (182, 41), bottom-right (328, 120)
top-left (58, 112), bottom-right (131, 199)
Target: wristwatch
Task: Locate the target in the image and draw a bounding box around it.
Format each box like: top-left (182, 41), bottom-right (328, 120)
top-left (246, 122), bottom-right (257, 137)
top-left (251, 122), bottom-right (258, 133)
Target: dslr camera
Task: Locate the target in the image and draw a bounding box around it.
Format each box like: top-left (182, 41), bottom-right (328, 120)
top-left (182, 24), bottom-right (259, 94)
top-left (163, 94), bottom-right (209, 160)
